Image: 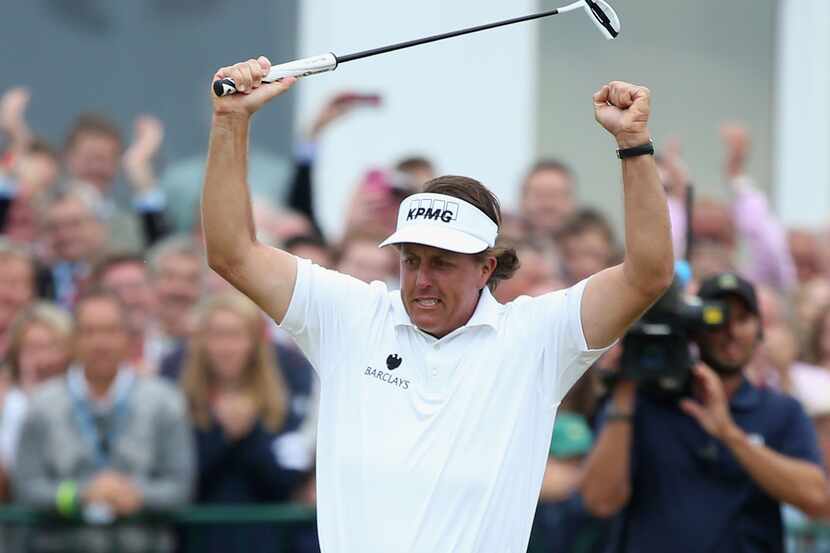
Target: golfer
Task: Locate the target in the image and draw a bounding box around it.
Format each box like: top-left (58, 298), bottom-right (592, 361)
top-left (202, 56), bottom-right (673, 553)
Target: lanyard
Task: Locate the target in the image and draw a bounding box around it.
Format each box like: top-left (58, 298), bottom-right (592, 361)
top-left (67, 365), bottom-right (135, 470)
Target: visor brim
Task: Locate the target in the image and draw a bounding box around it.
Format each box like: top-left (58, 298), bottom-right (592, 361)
top-left (378, 224), bottom-right (490, 254)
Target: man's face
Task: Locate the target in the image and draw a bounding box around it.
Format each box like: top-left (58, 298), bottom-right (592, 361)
top-left (0, 257), bottom-right (34, 333)
top-left (338, 240), bottom-right (396, 284)
top-left (100, 262), bottom-right (156, 335)
top-left (399, 244), bottom-right (494, 338)
top-left (493, 249), bottom-right (562, 303)
top-left (153, 254), bottom-right (203, 337)
top-left (692, 201), bottom-right (735, 248)
top-left (289, 243), bottom-right (334, 269)
top-left (75, 297), bottom-right (130, 380)
top-left (64, 133), bottom-right (121, 194)
top-left (561, 229), bottom-right (612, 284)
top-left (787, 230), bottom-right (823, 284)
top-left (698, 296), bottom-right (760, 372)
top-left (45, 198), bottom-right (103, 262)
top-left (521, 169), bottom-right (575, 235)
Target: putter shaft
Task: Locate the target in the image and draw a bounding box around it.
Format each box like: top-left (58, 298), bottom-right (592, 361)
top-left (337, 8), bottom-right (561, 64)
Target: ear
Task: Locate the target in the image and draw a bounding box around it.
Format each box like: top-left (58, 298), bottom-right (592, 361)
top-left (478, 255), bottom-right (497, 289)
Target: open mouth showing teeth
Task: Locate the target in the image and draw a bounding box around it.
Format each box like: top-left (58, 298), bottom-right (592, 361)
top-left (415, 298), bottom-right (440, 307)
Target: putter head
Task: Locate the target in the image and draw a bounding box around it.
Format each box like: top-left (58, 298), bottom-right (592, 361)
top-left (583, 0), bottom-right (620, 40)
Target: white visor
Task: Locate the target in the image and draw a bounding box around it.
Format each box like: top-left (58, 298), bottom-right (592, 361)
top-left (379, 193), bottom-right (498, 254)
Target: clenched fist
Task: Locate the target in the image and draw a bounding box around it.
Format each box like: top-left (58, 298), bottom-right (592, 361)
top-left (211, 56), bottom-right (296, 117)
top-left (593, 81), bottom-right (651, 148)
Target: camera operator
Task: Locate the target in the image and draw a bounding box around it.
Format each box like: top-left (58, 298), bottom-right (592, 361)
top-left (581, 272), bottom-right (829, 553)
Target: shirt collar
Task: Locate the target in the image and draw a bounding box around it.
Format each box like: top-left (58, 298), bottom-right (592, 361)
top-left (67, 363), bottom-right (136, 410)
top-left (730, 377), bottom-right (762, 411)
top-left (392, 286), bottom-right (502, 332)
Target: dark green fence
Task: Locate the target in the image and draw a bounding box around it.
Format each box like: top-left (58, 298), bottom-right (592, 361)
top-left (0, 505), bottom-right (826, 553)
top-left (0, 504), bottom-right (317, 553)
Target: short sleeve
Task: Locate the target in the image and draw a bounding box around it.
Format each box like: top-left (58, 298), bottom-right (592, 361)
top-left (279, 257), bottom-right (388, 379)
top-left (770, 397), bottom-right (824, 469)
top-left (515, 276), bottom-right (615, 405)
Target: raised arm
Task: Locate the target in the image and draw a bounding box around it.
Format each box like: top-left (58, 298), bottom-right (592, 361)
top-left (202, 57), bottom-right (298, 322)
top-left (581, 82), bottom-right (674, 349)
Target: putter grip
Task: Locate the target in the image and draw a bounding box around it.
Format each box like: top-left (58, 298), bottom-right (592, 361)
top-left (212, 53), bottom-right (338, 97)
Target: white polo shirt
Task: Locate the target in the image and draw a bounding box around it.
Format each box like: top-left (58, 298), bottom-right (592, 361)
top-left (280, 258), bottom-right (612, 553)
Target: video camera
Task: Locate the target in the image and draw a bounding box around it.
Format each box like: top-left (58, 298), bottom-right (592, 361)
top-left (619, 276), bottom-right (728, 399)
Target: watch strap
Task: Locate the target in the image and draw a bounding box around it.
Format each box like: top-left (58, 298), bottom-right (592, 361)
top-left (617, 140), bottom-right (655, 159)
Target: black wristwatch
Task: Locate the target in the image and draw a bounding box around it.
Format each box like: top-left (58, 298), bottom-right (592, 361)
top-left (617, 139), bottom-right (654, 160)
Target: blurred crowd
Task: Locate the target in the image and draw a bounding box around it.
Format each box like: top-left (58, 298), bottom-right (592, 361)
top-left (0, 83), bottom-right (829, 553)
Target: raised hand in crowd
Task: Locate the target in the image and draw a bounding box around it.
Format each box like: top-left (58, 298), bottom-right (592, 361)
top-left (721, 122), bottom-right (750, 180)
top-left (658, 136), bottom-right (690, 198)
top-left (0, 87), bottom-right (32, 162)
top-left (123, 114), bottom-right (165, 193)
top-left (307, 91), bottom-right (380, 141)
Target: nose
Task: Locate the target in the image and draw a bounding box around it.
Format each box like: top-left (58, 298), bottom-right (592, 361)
top-left (414, 267), bottom-right (433, 289)
top-left (725, 318), bottom-right (739, 339)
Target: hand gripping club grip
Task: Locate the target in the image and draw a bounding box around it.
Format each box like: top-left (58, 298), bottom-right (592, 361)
top-left (212, 53), bottom-right (338, 97)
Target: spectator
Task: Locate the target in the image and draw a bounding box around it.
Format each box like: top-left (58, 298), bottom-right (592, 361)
top-left (63, 113), bottom-right (171, 251)
top-left (160, 309), bottom-right (316, 446)
top-left (288, 91), bottom-right (383, 238)
top-left (498, 210), bottom-right (531, 244)
top-left (556, 208), bottom-right (618, 285)
top-left (12, 289), bottom-right (194, 553)
top-left (148, 236), bottom-right (206, 347)
top-left (805, 304), bottom-right (830, 372)
top-left (520, 159), bottom-right (577, 238)
top-left (784, 396), bottom-right (830, 551)
top-left (794, 279), bottom-right (830, 354)
top-left (284, 234), bottom-right (334, 269)
top-left (493, 238), bottom-right (565, 303)
top-left (688, 239), bottom-right (736, 285)
top-left (0, 139), bottom-right (61, 242)
top-left (90, 253), bottom-right (161, 373)
top-left (342, 168), bottom-right (410, 239)
top-left (42, 186), bottom-right (106, 308)
top-left (180, 293), bottom-right (310, 553)
top-left (0, 240), bottom-right (36, 358)
top-left (395, 155), bottom-right (436, 189)
top-left (0, 302), bottom-right (73, 501)
top-left (252, 200), bottom-right (315, 246)
top-left (531, 412), bottom-right (608, 553)
top-left (663, 126), bottom-right (796, 292)
top-left (581, 273), bottom-right (828, 553)
top-left (335, 233), bottom-right (398, 285)
top-left (788, 229), bottom-right (825, 285)
top-left (0, 88), bottom-right (33, 172)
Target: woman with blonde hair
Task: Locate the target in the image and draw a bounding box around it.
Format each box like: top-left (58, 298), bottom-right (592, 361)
top-left (180, 292), bottom-right (310, 553)
top-left (0, 302), bottom-right (73, 500)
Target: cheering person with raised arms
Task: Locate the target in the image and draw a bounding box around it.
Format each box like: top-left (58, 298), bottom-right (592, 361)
top-left (202, 56), bottom-right (673, 553)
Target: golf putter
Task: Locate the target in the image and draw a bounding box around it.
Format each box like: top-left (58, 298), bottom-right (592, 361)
top-left (213, 0), bottom-right (620, 97)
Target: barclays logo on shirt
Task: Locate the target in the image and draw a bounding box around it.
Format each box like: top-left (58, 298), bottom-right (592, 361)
top-left (364, 365), bottom-right (409, 390)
